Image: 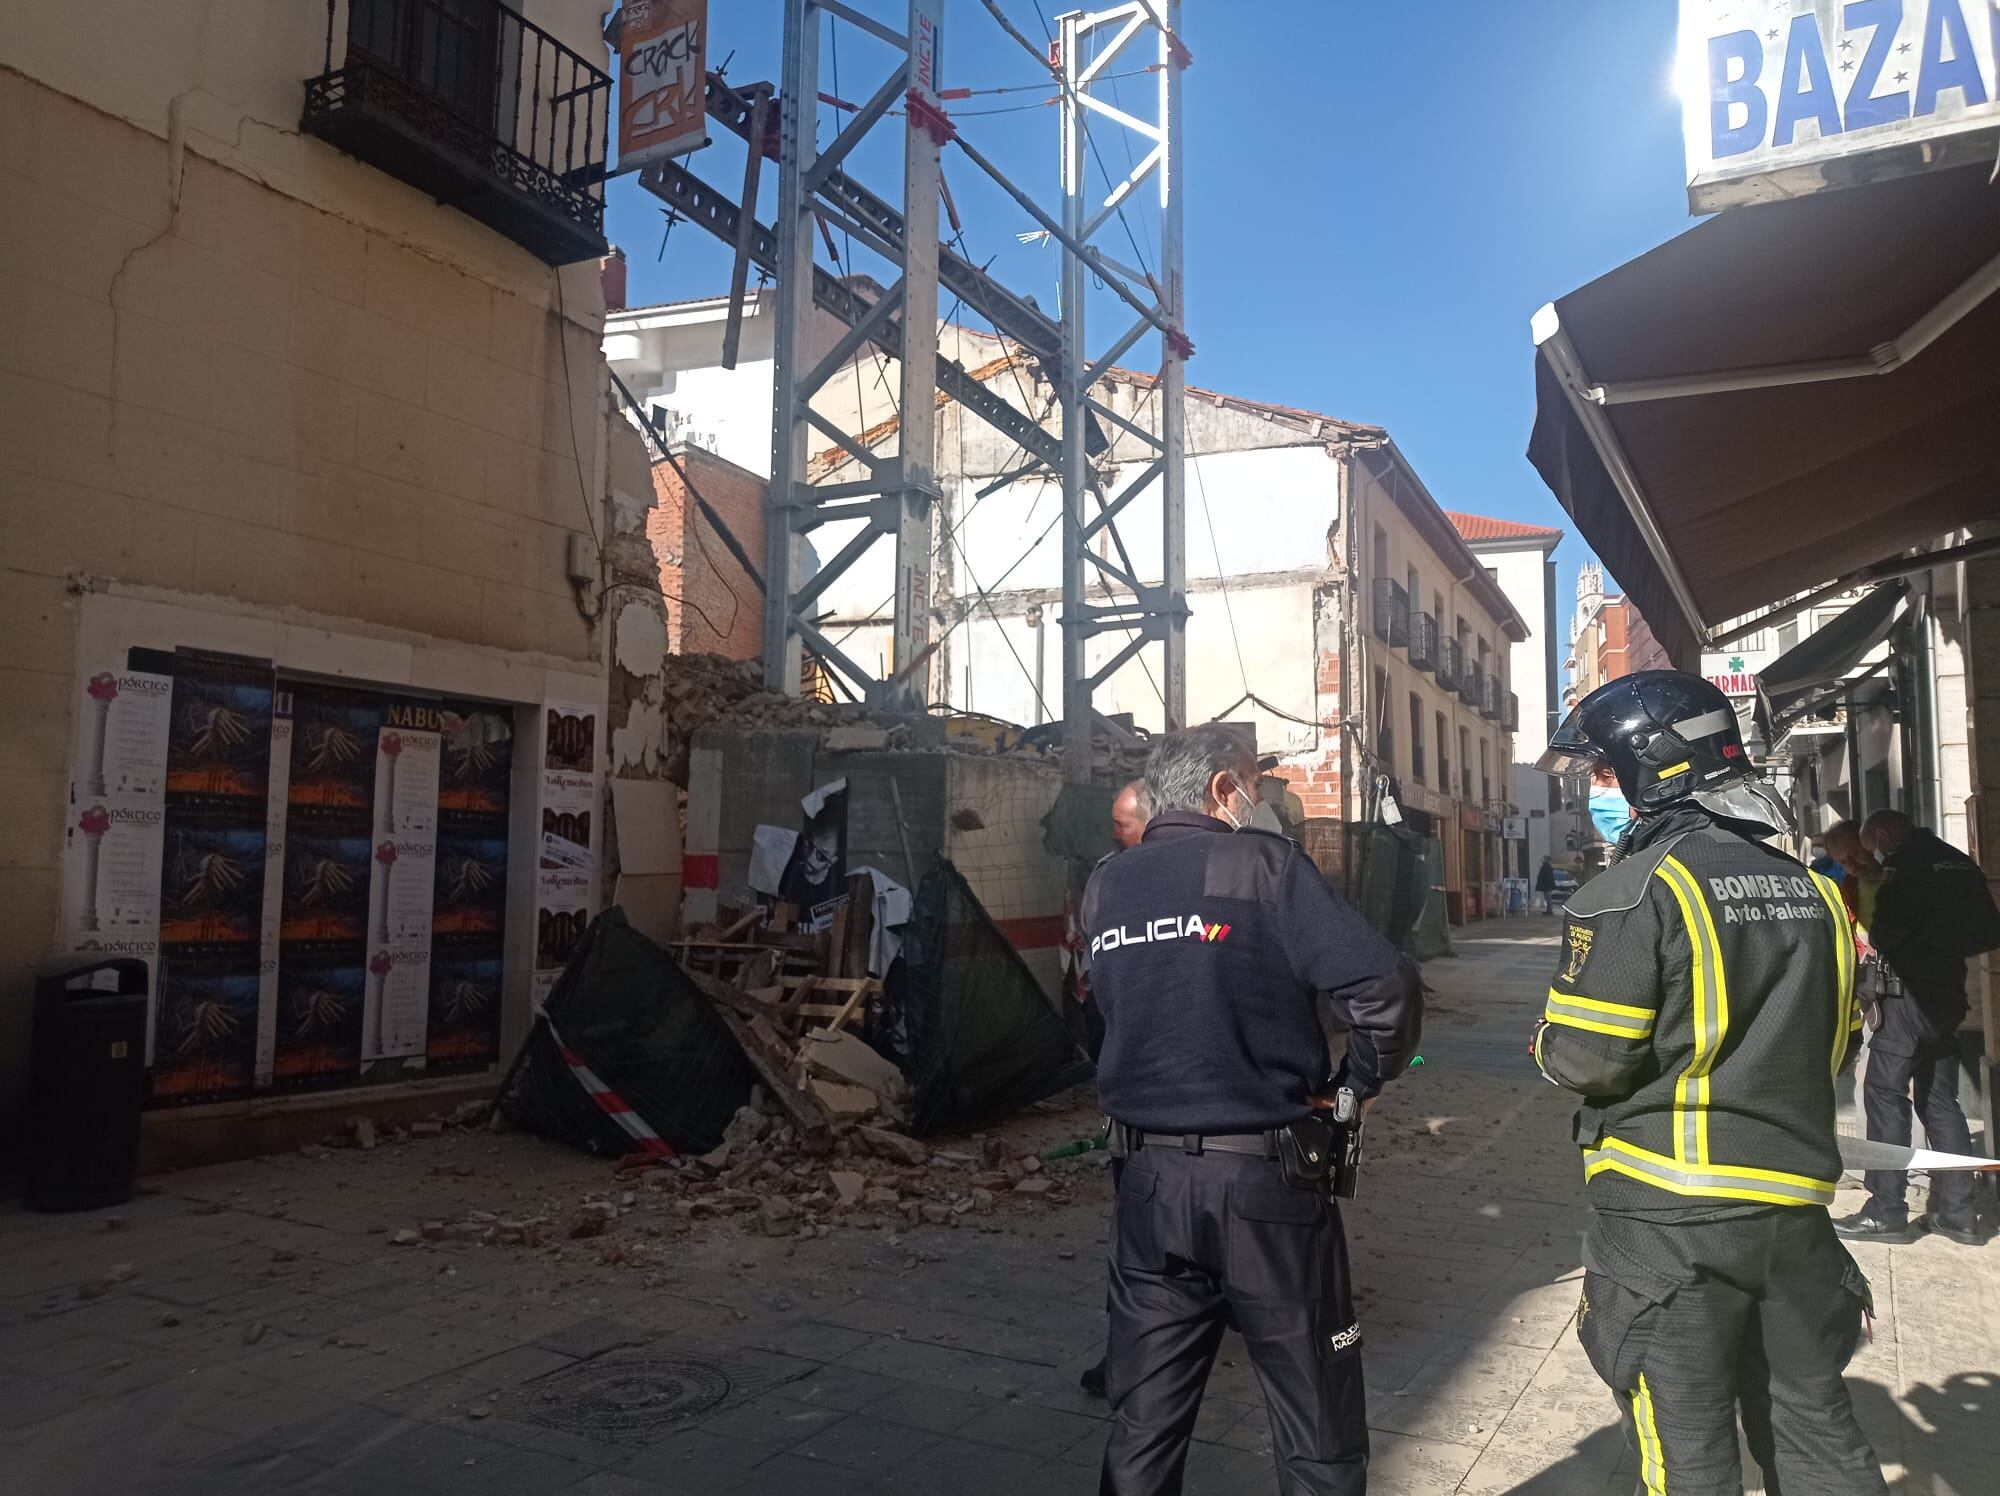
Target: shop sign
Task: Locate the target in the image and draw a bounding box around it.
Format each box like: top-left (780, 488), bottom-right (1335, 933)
top-left (1680, 0), bottom-right (2000, 211)
top-left (1459, 806), bottom-right (1484, 831)
top-left (618, 0), bottom-right (708, 169)
top-left (1702, 646), bottom-right (1771, 697)
top-left (1502, 815), bottom-right (1528, 841)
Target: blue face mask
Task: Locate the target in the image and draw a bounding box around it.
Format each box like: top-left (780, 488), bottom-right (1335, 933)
top-left (1589, 783), bottom-right (1633, 844)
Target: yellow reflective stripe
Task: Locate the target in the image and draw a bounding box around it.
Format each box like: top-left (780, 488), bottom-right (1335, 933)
top-left (1807, 870), bottom-right (1856, 1075)
top-left (1546, 989), bottom-right (1656, 1020)
top-left (1581, 1135), bottom-right (1837, 1206)
top-left (1656, 760), bottom-right (1690, 778)
top-left (1653, 857), bottom-right (1724, 1164)
top-left (1545, 1010), bottom-right (1654, 1039)
top-left (1635, 1374), bottom-right (1667, 1495)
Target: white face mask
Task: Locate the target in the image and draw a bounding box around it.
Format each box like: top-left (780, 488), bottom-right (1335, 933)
top-left (1215, 774), bottom-right (1256, 831)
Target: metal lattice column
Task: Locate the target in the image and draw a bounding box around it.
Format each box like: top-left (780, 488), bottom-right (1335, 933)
top-left (765, 0), bottom-right (945, 706)
top-left (1056, 2), bottom-right (1191, 780)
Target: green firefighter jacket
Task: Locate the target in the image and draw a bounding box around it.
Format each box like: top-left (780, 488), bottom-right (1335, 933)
top-left (1534, 818), bottom-right (1862, 1211)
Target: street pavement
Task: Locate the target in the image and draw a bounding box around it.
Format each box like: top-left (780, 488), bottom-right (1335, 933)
top-left (1, 915), bottom-right (1993, 1494)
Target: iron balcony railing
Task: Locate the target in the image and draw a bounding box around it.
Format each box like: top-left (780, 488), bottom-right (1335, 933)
top-left (1371, 578), bottom-right (1409, 649)
top-left (1408, 611), bottom-right (1438, 672)
top-left (1436, 638), bottom-right (1462, 692)
top-left (304, 0), bottom-right (610, 264)
top-left (1459, 658), bottom-right (1484, 708)
top-left (1480, 675), bottom-right (1502, 720)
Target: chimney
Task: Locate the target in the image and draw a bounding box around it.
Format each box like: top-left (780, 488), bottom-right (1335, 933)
top-left (599, 246), bottom-right (627, 312)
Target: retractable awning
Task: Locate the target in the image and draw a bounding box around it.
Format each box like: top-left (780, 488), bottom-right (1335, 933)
top-left (1527, 163), bottom-right (2000, 667)
top-left (1759, 580), bottom-right (1907, 701)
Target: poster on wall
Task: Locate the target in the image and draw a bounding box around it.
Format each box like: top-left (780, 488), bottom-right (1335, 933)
top-left (777, 779), bottom-right (849, 931)
top-left (60, 664), bottom-right (173, 1060)
top-left (427, 700), bottom-right (514, 1069)
top-left (270, 684), bottom-right (377, 1092)
top-left (254, 700), bottom-right (293, 1089)
top-left (151, 650), bottom-right (275, 1106)
top-left (534, 700), bottom-right (599, 985)
top-left (359, 712), bottom-right (442, 1065)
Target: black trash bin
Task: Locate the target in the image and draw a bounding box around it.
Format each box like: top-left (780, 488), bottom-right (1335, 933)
top-left (23, 955), bottom-right (150, 1212)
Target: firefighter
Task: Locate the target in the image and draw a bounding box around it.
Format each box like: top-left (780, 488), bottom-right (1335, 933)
top-left (1084, 723), bottom-right (1422, 1495)
top-left (1531, 672), bottom-right (1886, 1496)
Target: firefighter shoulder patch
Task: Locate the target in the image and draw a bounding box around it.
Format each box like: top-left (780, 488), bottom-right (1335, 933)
top-left (1559, 924), bottom-right (1593, 985)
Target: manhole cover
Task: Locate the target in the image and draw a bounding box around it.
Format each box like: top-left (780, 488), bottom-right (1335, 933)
top-left (510, 1349), bottom-right (798, 1444)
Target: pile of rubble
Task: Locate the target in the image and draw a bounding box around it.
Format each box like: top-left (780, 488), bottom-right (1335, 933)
top-left (675, 890), bottom-right (908, 1134)
top-left (390, 1088), bottom-right (1089, 1263)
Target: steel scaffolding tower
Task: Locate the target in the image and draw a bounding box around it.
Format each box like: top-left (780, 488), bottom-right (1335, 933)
top-left (1056, 1), bottom-right (1189, 779)
top-left (637, 2), bottom-right (1190, 770)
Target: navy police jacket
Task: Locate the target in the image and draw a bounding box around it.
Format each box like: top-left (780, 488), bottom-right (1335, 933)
top-left (1080, 810), bottom-right (1423, 1134)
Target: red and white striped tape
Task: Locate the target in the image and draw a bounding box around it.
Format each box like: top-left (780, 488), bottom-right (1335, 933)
top-left (549, 1024), bottom-right (673, 1159)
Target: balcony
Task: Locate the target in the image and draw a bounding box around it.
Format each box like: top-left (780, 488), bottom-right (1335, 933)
top-left (1480, 676), bottom-right (1502, 720)
top-left (304, 0), bottom-right (610, 265)
top-left (1436, 639), bottom-right (1461, 692)
top-left (1503, 691), bottom-right (1520, 731)
top-left (1409, 611), bottom-right (1438, 672)
top-left (1459, 659), bottom-right (1484, 708)
top-left (1371, 578), bottom-right (1409, 648)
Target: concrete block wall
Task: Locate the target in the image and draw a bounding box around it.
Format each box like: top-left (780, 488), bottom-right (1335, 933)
top-left (684, 730), bottom-right (1067, 995)
top-left (646, 445), bottom-right (766, 661)
top-left (0, 65), bottom-right (617, 1138)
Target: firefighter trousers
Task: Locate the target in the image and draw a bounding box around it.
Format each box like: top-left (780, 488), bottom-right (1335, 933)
top-left (1100, 1145), bottom-right (1366, 1496)
top-left (1575, 1208), bottom-right (1886, 1496)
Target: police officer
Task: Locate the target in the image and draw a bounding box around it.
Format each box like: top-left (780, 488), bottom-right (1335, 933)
top-left (1082, 723), bottom-right (1422, 1495)
top-left (1834, 808), bottom-right (2000, 1247)
top-left (1531, 672), bottom-right (1886, 1496)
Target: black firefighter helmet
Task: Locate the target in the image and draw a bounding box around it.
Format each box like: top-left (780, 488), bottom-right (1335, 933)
top-left (1538, 670), bottom-right (1792, 836)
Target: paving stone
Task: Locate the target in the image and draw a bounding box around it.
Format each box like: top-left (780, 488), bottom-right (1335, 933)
top-left (956, 1398), bottom-right (1105, 1457)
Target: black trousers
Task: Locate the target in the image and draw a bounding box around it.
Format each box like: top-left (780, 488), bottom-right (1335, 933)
top-left (1862, 1036), bottom-right (1978, 1230)
top-left (1100, 1145), bottom-right (1365, 1496)
top-left (1577, 1209), bottom-right (1885, 1496)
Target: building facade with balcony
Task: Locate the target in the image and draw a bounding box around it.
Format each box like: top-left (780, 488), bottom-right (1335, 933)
top-left (1449, 512), bottom-right (1571, 891)
top-left (0, 1), bottom-right (669, 1165)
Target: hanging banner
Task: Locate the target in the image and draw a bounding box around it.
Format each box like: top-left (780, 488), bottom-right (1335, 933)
top-left (617, 0), bottom-right (708, 169)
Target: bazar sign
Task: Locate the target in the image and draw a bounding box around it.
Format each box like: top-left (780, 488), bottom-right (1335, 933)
top-left (1680, 0), bottom-right (2000, 211)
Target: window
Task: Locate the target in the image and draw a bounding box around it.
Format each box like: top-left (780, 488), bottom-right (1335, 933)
top-left (1373, 527), bottom-right (1389, 586)
top-left (1436, 712), bottom-right (1449, 788)
top-left (1410, 694), bottom-right (1426, 782)
top-left (1407, 565), bottom-right (1420, 606)
top-left (1459, 727), bottom-right (1472, 800)
top-left (1776, 619), bottom-right (1800, 653)
top-left (1480, 739), bottom-right (1491, 805)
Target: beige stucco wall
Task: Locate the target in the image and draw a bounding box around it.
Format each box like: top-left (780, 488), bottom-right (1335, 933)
top-left (0, 0), bottom-right (640, 1131)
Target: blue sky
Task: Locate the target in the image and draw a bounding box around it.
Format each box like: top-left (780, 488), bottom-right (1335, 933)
top-left (605, 0), bottom-right (1695, 642)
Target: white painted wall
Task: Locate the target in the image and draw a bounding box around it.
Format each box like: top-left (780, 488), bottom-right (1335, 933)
top-left (1477, 541), bottom-right (1562, 875)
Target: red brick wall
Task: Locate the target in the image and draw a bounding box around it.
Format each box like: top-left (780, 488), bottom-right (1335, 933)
top-left (647, 446), bottom-right (766, 661)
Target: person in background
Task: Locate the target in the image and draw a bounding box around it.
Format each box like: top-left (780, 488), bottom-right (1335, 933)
top-left (1833, 810), bottom-right (2000, 1247)
top-left (1080, 776), bottom-right (1156, 1398)
top-left (1809, 837), bottom-right (1843, 881)
top-left (1821, 820), bottom-right (1880, 937)
top-left (1111, 778), bottom-right (1154, 851)
top-left (1534, 854), bottom-right (1558, 914)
